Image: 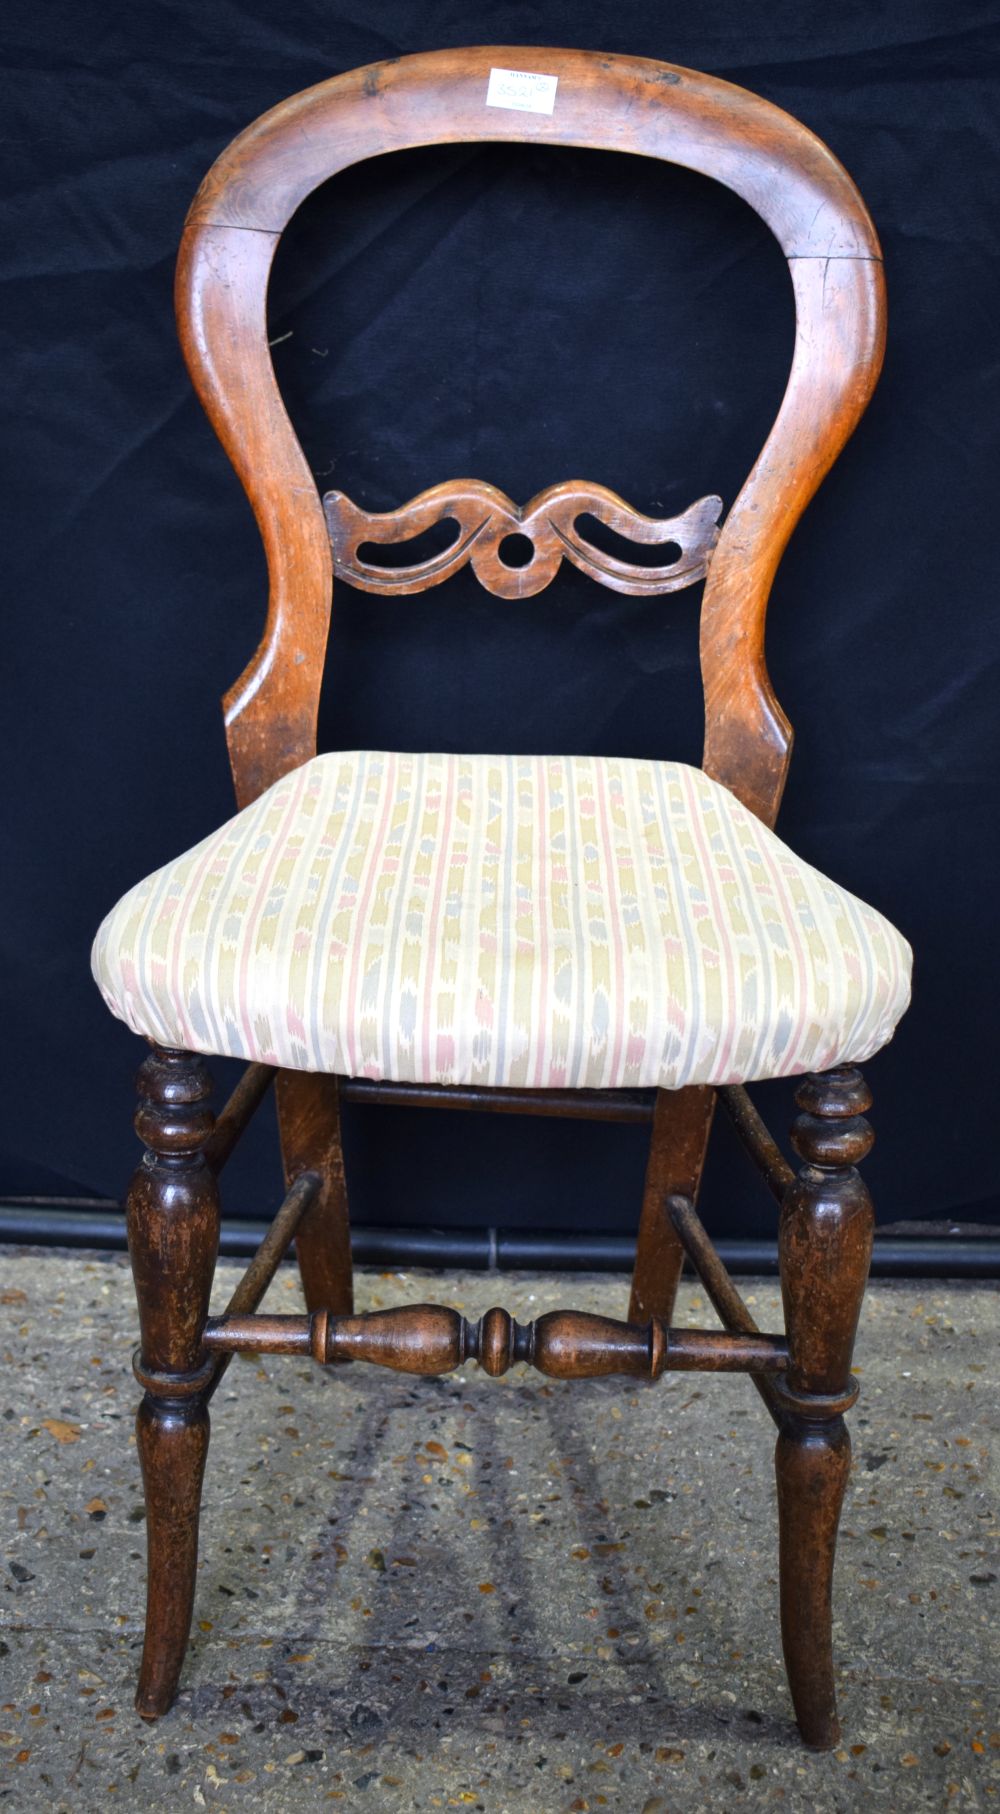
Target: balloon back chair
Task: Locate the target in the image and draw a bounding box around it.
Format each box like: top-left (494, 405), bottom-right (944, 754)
top-left (91, 47), bottom-right (911, 1748)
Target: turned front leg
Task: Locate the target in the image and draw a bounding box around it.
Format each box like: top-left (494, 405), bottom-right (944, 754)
top-left (127, 1045), bottom-right (220, 1718)
top-left (775, 1066), bottom-right (874, 1750)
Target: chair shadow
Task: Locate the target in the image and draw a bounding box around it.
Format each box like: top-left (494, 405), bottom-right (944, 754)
top-left (184, 1342), bottom-right (799, 1752)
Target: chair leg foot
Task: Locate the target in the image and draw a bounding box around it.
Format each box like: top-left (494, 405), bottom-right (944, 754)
top-left (277, 1072), bottom-right (353, 1315)
top-left (775, 1066), bottom-right (874, 1749)
top-left (127, 1045), bottom-right (220, 1718)
top-left (775, 1416), bottom-right (851, 1748)
top-left (135, 1397), bottom-right (210, 1718)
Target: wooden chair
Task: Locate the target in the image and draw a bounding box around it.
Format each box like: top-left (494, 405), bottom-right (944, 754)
top-left (91, 48), bottom-right (912, 1747)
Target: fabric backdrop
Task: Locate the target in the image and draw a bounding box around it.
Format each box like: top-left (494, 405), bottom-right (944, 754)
top-left (3, 0), bottom-right (998, 1238)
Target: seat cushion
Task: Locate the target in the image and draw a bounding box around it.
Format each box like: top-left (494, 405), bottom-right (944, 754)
top-left (92, 751), bottom-right (911, 1090)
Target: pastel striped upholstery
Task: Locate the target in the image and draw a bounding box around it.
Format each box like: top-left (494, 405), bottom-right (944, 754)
top-left (91, 751), bottom-right (911, 1090)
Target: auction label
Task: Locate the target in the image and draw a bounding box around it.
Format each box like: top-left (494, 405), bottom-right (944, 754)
top-left (486, 67), bottom-right (558, 115)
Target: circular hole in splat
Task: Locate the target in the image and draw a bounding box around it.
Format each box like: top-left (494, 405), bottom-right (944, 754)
top-left (497, 532), bottom-right (536, 569)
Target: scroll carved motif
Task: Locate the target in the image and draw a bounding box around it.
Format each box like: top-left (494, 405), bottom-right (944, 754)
top-left (323, 479), bottom-right (723, 599)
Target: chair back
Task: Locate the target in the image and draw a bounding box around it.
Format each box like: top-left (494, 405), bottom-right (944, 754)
top-left (176, 47), bottom-right (885, 821)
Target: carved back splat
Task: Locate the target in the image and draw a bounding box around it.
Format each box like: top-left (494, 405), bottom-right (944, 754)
top-left (324, 481), bottom-right (723, 600)
top-left (177, 47), bottom-right (885, 822)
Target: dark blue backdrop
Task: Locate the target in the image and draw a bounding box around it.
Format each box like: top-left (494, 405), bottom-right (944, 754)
top-left (3, 0), bottom-right (998, 1238)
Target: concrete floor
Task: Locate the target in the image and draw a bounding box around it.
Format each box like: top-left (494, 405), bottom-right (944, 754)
top-left (0, 1252), bottom-right (997, 1812)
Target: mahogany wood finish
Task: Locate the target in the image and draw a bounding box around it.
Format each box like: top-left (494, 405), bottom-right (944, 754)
top-left (340, 1076), bottom-right (655, 1123)
top-left (204, 1060), bottom-right (276, 1174)
top-left (200, 1303), bottom-right (790, 1378)
top-left (275, 1071), bottom-right (353, 1316)
top-left (177, 45), bottom-right (884, 823)
top-left (126, 1046), bottom-right (220, 1720)
top-left (119, 1045), bottom-right (879, 1738)
top-left (202, 1169), bottom-right (320, 1402)
top-left (667, 1192), bottom-right (781, 1425)
top-left (113, 46), bottom-right (893, 1744)
top-left (775, 1067), bottom-right (875, 1749)
top-left (324, 481), bottom-right (722, 599)
top-left (224, 1171), bottom-right (321, 1315)
top-left (718, 1084), bottom-right (796, 1203)
top-left (628, 1086), bottom-right (715, 1326)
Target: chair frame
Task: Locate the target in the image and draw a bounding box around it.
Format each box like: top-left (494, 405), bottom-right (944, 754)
top-left (124, 47), bottom-right (888, 1749)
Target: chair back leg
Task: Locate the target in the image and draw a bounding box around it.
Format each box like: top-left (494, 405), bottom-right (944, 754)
top-left (628, 1086), bottom-right (715, 1324)
top-left (277, 1071), bottom-right (354, 1315)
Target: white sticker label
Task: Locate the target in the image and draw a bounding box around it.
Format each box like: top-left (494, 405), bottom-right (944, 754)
top-left (486, 67), bottom-right (558, 115)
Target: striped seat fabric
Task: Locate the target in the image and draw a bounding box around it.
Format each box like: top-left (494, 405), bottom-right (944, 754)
top-left (91, 751), bottom-right (911, 1090)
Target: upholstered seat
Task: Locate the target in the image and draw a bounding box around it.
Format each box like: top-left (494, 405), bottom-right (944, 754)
top-left (92, 749), bottom-right (910, 1090)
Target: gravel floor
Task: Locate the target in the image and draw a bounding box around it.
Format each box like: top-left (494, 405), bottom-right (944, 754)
top-left (1, 1251), bottom-right (998, 1810)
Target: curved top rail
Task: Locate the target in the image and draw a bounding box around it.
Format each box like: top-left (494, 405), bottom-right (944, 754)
top-left (186, 48), bottom-right (881, 258)
top-left (176, 46), bottom-right (885, 818)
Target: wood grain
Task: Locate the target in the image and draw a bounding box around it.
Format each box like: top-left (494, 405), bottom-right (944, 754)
top-left (275, 1071), bottom-right (354, 1317)
top-left (175, 46), bottom-right (885, 823)
top-left (774, 1066), bottom-right (875, 1748)
top-left (137, 50), bottom-right (893, 1744)
top-left (628, 1086), bottom-right (716, 1327)
top-left (324, 481), bottom-right (722, 600)
top-left (126, 1046), bottom-right (220, 1720)
top-left (199, 1303), bottom-right (790, 1379)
